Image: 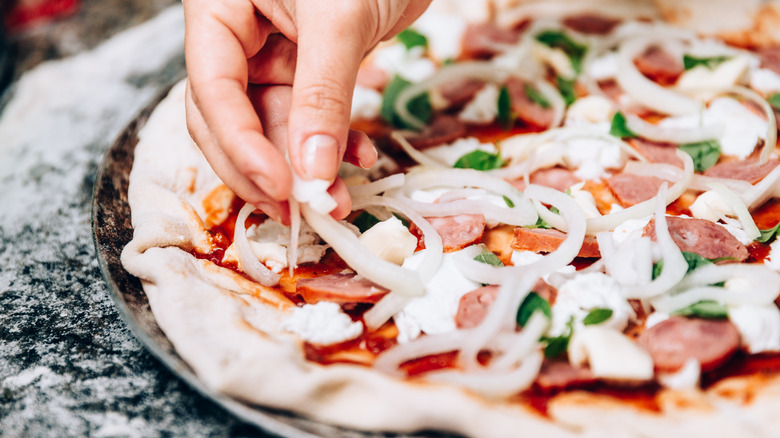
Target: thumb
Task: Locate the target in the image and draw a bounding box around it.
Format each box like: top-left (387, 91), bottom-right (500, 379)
top-left (287, 2), bottom-right (376, 181)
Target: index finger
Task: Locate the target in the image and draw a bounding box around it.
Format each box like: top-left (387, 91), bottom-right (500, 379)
top-left (183, 0), bottom-right (292, 200)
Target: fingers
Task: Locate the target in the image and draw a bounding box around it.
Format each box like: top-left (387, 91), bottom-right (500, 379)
top-left (343, 130), bottom-right (378, 169)
top-left (247, 33), bottom-right (297, 85)
top-left (184, 0), bottom-right (291, 200)
top-left (328, 177), bottom-right (352, 220)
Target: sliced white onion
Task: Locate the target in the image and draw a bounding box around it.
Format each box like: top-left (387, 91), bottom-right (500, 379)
top-left (488, 312), bottom-right (549, 371)
top-left (347, 173), bottom-right (406, 199)
top-left (708, 181), bottom-right (760, 241)
top-left (363, 292), bottom-right (413, 333)
top-left (234, 203), bottom-right (281, 287)
top-left (616, 36), bottom-right (701, 116)
top-left (373, 329), bottom-right (472, 376)
top-left (745, 164), bottom-right (780, 210)
top-left (390, 131), bottom-right (448, 169)
top-left (724, 86), bottom-right (777, 164)
top-left (534, 79), bottom-right (566, 128)
top-left (301, 203), bottom-right (424, 297)
top-left (287, 199), bottom-right (301, 277)
top-left (623, 160), bottom-right (753, 194)
top-left (624, 113), bottom-right (722, 144)
top-left (291, 174), bottom-right (336, 215)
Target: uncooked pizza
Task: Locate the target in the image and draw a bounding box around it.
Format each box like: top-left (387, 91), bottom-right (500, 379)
top-left (121, 1), bottom-right (780, 436)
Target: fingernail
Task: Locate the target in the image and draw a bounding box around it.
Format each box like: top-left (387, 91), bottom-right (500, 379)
top-left (302, 135), bottom-right (339, 180)
top-left (359, 145), bottom-right (378, 169)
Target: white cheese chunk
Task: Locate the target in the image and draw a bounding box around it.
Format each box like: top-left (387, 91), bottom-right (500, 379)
top-left (373, 44), bottom-right (436, 83)
top-left (423, 137), bottom-right (497, 167)
top-left (587, 51), bottom-right (619, 80)
top-left (282, 302), bottom-right (363, 345)
top-left (658, 358), bottom-right (701, 390)
top-left (350, 85), bottom-right (382, 121)
top-left (677, 56), bottom-right (751, 94)
top-left (749, 68), bottom-right (780, 95)
top-left (563, 137), bottom-right (627, 181)
top-left (564, 95), bottom-right (615, 129)
top-left (730, 305), bottom-right (780, 353)
top-left (550, 272), bottom-right (635, 336)
top-left (568, 326), bottom-right (654, 381)
top-left (458, 84), bottom-right (499, 125)
top-left (395, 250), bottom-right (481, 343)
top-left (704, 97), bottom-right (766, 159)
top-left (612, 216), bottom-right (652, 245)
top-left (358, 217), bottom-right (417, 265)
top-left (411, 10), bottom-right (467, 61)
top-left (766, 239), bottom-right (780, 271)
top-left (689, 190), bottom-right (733, 222)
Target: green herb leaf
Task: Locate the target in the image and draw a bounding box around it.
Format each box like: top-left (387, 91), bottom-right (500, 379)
top-left (683, 54), bottom-right (730, 71)
top-left (535, 30), bottom-right (587, 73)
top-left (381, 75), bottom-right (432, 130)
top-left (583, 308), bottom-right (613, 325)
top-left (497, 85), bottom-right (514, 131)
top-left (609, 112), bottom-right (637, 139)
top-left (524, 215), bottom-right (553, 229)
top-left (524, 84), bottom-right (551, 108)
top-left (756, 222), bottom-right (780, 244)
top-left (549, 206), bottom-right (560, 215)
top-left (474, 251), bottom-right (504, 267)
top-left (396, 28), bottom-right (428, 50)
top-left (392, 212), bottom-right (410, 228)
top-left (503, 195), bottom-right (515, 208)
top-left (671, 300), bottom-right (729, 319)
top-left (453, 150), bottom-right (505, 171)
top-left (768, 93), bottom-right (780, 111)
top-left (556, 76), bottom-right (577, 106)
top-left (542, 316), bottom-right (575, 358)
top-left (652, 251), bottom-right (715, 280)
top-left (679, 140), bottom-right (721, 172)
top-left (516, 292), bottom-right (552, 327)
top-left (353, 211), bottom-right (381, 233)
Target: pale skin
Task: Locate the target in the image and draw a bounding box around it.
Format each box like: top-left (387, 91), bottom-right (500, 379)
top-left (183, 0), bottom-right (432, 224)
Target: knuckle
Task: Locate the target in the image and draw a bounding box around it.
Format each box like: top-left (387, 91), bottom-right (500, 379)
top-left (296, 77), bottom-right (351, 118)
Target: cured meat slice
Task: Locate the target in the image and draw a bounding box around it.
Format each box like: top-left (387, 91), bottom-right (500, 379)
top-left (509, 167), bottom-right (582, 192)
top-left (634, 46), bottom-right (684, 86)
top-left (562, 13), bottom-right (620, 35)
top-left (439, 78), bottom-right (485, 108)
top-left (535, 360), bottom-right (598, 391)
top-left (506, 77), bottom-right (555, 129)
top-left (461, 23), bottom-right (521, 58)
top-left (606, 173), bottom-right (667, 207)
top-left (424, 214), bottom-right (486, 252)
top-left (296, 273), bottom-right (389, 304)
top-left (643, 216), bottom-right (749, 262)
top-left (630, 138), bottom-right (684, 167)
top-left (703, 158), bottom-right (779, 184)
top-left (637, 316), bottom-right (740, 372)
top-left (512, 227), bottom-right (601, 258)
top-left (455, 279), bottom-right (557, 329)
top-left (598, 79), bottom-right (623, 100)
top-left (758, 47), bottom-right (780, 75)
top-left (405, 115), bottom-right (468, 149)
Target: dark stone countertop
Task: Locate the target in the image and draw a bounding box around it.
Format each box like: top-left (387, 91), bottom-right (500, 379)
top-left (0, 5), bottom-right (275, 436)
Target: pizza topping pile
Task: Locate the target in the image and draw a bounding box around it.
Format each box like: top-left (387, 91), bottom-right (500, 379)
top-left (205, 6), bottom-right (780, 404)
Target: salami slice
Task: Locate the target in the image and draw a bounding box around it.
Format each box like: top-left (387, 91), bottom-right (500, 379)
top-left (535, 360), bottom-right (598, 391)
top-left (455, 279), bottom-right (557, 329)
top-left (424, 214), bottom-right (486, 252)
top-left (630, 138), bottom-right (683, 167)
top-left (634, 46), bottom-right (684, 86)
top-left (506, 77), bottom-right (555, 129)
top-left (461, 23), bottom-right (521, 58)
top-left (606, 173), bottom-right (667, 207)
top-left (562, 13), bottom-right (620, 35)
top-left (513, 227), bottom-right (601, 258)
top-left (643, 216), bottom-right (749, 262)
top-left (637, 316), bottom-right (740, 372)
top-left (439, 78), bottom-right (486, 108)
top-left (703, 158), bottom-right (779, 184)
top-left (405, 115), bottom-right (468, 150)
top-left (296, 273), bottom-right (389, 304)
top-left (509, 167), bottom-right (582, 192)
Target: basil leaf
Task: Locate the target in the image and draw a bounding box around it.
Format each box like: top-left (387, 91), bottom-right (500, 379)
top-left (453, 150), bottom-right (505, 171)
top-left (583, 308), bottom-right (613, 325)
top-left (503, 195), bottom-right (515, 208)
top-left (652, 251), bottom-right (714, 280)
top-left (524, 83), bottom-right (551, 108)
top-left (683, 54), bottom-right (730, 71)
top-left (353, 211), bottom-right (381, 233)
top-left (542, 316), bottom-right (574, 358)
top-left (756, 222), bottom-right (780, 243)
top-left (609, 112), bottom-right (637, 139)
top-left (524, 216), bottom-right (553, 229)
top-left (556, 76), bottom-right (577, 106)
top-left (474, 251), bottom-right (504, 267)
top-left (497, 85), bottom-right (514, 131)
top-left (516, 292), bottom-right (552, 327)
top-left (671, 300), bottom-right (729, 319)
top-left (768, 93), bottom-right (780, 111)
top-left (397, 28), bottom-right (428, 50)
top-left (679, 140), bottom-right (721, 172)
top-left (392, 212), bottom-right (410, 228)
top-left (535, 30), bottom-right (587, 73)
top-left (381, 75), bottom-right (432, 130)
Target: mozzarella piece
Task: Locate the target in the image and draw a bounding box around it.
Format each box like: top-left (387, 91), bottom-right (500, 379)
top-left (657, 358), bottom-right (701, 390)
top-left (458, 84), bottom-right (499, 125)
top-left (358, 217), bottom-right (417, 265)
top-left (550, 272), bottom-right (636, 336)
top-left (766, 239), bottom-right (780, 271)
top-left (282, 302), bottom-right (363, 345)
top-left (730, 305), bottom-right (780, 353)
top-left (424, 137), bottom-right (497, 167)
top-left (395, 250), bottom-right (481, 343)
top-left (704, 97), bottom-right (766, 158)
top-left (689, 190), bottom-right (733, 222)
top-left (373, 44), bottom-right (436, 83)
top-left (350, 85), bottom-right (382, 121)
top-left (749, 68), bottom-right (780, 95)
top-left (564, 95), bottom-right (615, 130)
top-left (587, 51), bottom-right (619, 81)
top-left (568, 326), bottom-right (654, 381)
top-left (223, 219), bottom-right (328, 272)
top-left (612, 216), bottom-right (652, 245)
top-left (720, 217), bottom-right (753, 245)
top-left (532, 42), bottom-right (576, 80)
top-left (677, 56), bottom-right (751, 94)
top-left (563, 137), bottom-right (627, 180)
top-left (411, 9), bottom-right (467, 61)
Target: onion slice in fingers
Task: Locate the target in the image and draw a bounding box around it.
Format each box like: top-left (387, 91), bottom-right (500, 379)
top-left (234, 203), bottom-right (282, 287)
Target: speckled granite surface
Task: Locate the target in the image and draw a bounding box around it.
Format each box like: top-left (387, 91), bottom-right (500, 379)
top-left (0, 6), bottom-right (272, 436)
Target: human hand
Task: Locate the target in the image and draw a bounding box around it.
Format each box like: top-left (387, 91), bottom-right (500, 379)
top-left (183, 0), bottom-right (432, 223)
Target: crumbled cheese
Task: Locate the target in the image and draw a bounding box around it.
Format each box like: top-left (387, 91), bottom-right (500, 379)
top-left (281, 302), bottom-right (363, 345)
top-left (424, 137), bottom-right (497, 166)
top-left (350, 85), bottom-right (382, 121)
top-left (458, 84), bottom-right (499, 125)
top-left (689, 190), bottom-right (733, 222)
top-left (587, 51), bottom-right (619, 80)
top-left (358, 217), bottom-right (417, 265)
top-left (749, 68), bottom-right (780, 95)
top-left (564, 95), bottom-right (615, 130)
top-left (729, 305), bottom-right (780, 353)
top-left (411, 10), bottom-right (467, 61)
top-left (612, 216), bottom-right (652, 245)
top-left (658, 358), bottom-right (701, 389)
top-left (532, 42), bottom-right (576, 80)
top-left (373, 44), bottom-right (436, 83)
top-left (550, 272), bottom-right (635, 336)
top-left (510, 250), bottom-right (576, 278)
top-left (677, 56), bottom-right (751, 94)
top-left (563, 137), bottom-right (627, 180)
top-left (568, 326), bottom-right (654, 381)
top-left (395, 250), bottom-right (481, 343)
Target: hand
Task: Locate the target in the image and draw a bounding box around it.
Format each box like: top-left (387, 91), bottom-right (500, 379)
top-left (183, 0), bottom-right (432, 223)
